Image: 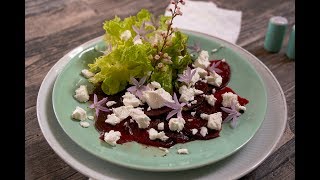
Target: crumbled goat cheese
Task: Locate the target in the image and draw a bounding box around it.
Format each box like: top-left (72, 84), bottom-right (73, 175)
top-left (122, 92), bottom-right (142, 107)
top-left (191, 129), bottom-right (198, 135)
top-left (74, 85), bottom-right (89, 102)
top-left (105, 114), bottom-right (121, 125)
top-left (130, 108), bottom-right (151, 129)
top-left (112, 105), bottom-right (134, 120)
top-left (104, 130), bottom-right (121, 146)
top-left (179, 85), bottom-right (203, 103)
top-left (87, 116), bottom-right (94, 120)
top-left (191, 111), bottom-right (196, 116)
top-left (222, 92), bottom-right (247, 111)
top-left (194, 50), bottom-right (210, 69)
top-left (147, 107), bottom-right (151, 111)
top-left (81, 69), bottom-right (95, 78)
top-left (80, 121), bottom-right (90, 128)
top-left (201, 112), bottom-right (222, 130)
top-left (106, 101), bottom-right (117, 107)
top-left (168, 117), bottom-right (185, 132)
top-left (204, 94), bottom-right (217, 106)
top-left (191, 100), bottom-right (197, 104)
top-left (143, 88), bottom-right (174, 109)
top-left (194, 67), bottom-right (208, 78)
top-left (200, 127), bottom-right (208, 137)
top-left (148, 128), bottom-right (169, 141)
top-left (150, 81), bottom-right (161, 89)
top-left (177, 148), bottom-right (189, 154)
top-left (206, 72), bottom-right (222, 87)
top-left (157, 122), bottom-right (164, 130)
top-left (72, 106), bottom-right (87, 121)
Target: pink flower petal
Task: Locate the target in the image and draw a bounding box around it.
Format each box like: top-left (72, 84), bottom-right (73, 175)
top-left (166, 109), bottom-right (179, 120)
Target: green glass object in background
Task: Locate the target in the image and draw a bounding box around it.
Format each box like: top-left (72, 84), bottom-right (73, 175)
top-left (264, 16), bottom-right (288, 53)
top-left (286, 25), bottom-right (295, 60)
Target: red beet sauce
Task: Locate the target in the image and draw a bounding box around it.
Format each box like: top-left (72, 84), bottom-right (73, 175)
top-left (90, 60), bottom-right (249, 148)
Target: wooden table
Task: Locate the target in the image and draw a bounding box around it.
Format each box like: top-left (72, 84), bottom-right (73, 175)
top-left (25, 0), bottom-right (295, 179)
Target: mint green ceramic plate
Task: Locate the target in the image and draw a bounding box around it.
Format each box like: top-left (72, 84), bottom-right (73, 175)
top-left (52, 30), bottom-right (267, 171)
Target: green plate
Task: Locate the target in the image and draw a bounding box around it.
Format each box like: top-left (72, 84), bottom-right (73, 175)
top-left (52, 30), bottom-right (267, 171)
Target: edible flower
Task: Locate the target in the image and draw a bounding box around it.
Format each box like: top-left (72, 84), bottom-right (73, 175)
top-left (89, 94), bottom-right (110, 117)
top-left (127, 76), bottom-right (148, 99)
top-left (220, 100), bottom-right (241, 128)
top-left (132, 22), bottom-right (152, 42)
top-left (208, 61), bottom-right (222, 74)
top-left (164, 93), bottom-right (186, 119)
top-left (187, 41), bottom-right (201, 54)
top-left (177, 66), bottom-right (196, 85)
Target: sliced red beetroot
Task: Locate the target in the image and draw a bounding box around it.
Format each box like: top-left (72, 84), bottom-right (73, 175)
top-left (183, 95), bottom-right (205, 110)
top-left (144, 106), bottom-right (172, 117)
top-left (194, 81), bottom-right (209, 93)
top-left (208, 60), bottom-right (231, 89)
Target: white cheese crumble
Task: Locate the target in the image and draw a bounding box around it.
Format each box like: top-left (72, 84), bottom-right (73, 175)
top-left (200, 127), bottom-right (208, 137)
top-left (104, 130), bottom-right (121, 146)
top-left (147, 107), bottom-right (151, 111)
top-left (112, 105), bottom-right (133, 120)
top-left (212, 88), bottom-right (216, 94)
top-left (177, 148), bottom-right (189, 154)
top-left (204, 94), bottom-right (217, 106)
top-left (191, 128), bottom-right (198, 135)
top-left (80, 121), bottom-right (90, 128)
top-left (159, 147), bottom-right (169, 153)
top-left (87, 116), bottom-right (94, 120)
top-left (74, 85), bottom-right (89, 102)
top-left (122, 92), bottom-right (142, 107)
top-left (222, 92), bottom-right (246, 111)
top-left (191, 100), bottom-right (197, 104)
top-left (120, 30), bottom-right (132, 41)
top-left (105, 114), bottom-right (121, 125)
top-left (72, 106), bottom-right (87, 121)
top-left (81, 69), bottom-right (95, 78)
top-left (168, 117), bottom-right (185, 132)
top-left (143, 88), bottom-right (174, 109)
top-left (194, 50), bottom-right (210, 69)
top-left (150, 81), bottom-right (161, 89)
top-left (179, 85), bottom-right (203, 103)
top-left (194, 67), bottom-right (208, 78)
top-left (157, 122), bottom-right (164, 130)
top-left (200, 112), bottom-right (222, 130)
top-left (191, 111), bottom-right (196, 116)
top-left (106, 101), bottom-right (117, 107)
top-left (148, 128), bottom-right (169, 141)
top-left (206, 72), bottom-right (222, 87)
top-left (221, 58), bottom-right (226, 62)
top-left (130, 108), bottom-right (150, 129)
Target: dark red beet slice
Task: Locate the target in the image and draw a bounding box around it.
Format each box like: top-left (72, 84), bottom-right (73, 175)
top-left (144, 106), bottom-right (172, 117)
top-left (183, 95), bottom-right (205, 110)
top-left (194, 81), bottom-right (209, 93)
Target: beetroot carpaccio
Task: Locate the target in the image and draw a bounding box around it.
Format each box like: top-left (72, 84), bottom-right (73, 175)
top-left (71, 5), bottom-right (250, 151)
top-left (89, 59), bottom-right (249, 148)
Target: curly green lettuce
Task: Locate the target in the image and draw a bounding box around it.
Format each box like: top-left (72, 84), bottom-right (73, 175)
top-left (88, 9), bottom-right (191, 95)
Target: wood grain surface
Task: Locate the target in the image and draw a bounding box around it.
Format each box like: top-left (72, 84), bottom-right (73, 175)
top-left (25, 0), bottom-right (295, 179)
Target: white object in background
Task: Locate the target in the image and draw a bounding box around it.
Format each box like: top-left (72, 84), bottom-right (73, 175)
top-left (165, 0), bottom-right (242, 44)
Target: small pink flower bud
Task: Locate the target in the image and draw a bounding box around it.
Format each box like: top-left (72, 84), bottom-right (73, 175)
top-left (154, 55), bottom-right (160, 60)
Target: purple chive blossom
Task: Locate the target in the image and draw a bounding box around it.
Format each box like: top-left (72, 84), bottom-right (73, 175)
top-left (208, 60), bottom-right (222, 74)
top-left (127, 76), bottom-right (148, 99)
top-left (187, 41), bottom-right (201, 54)
top-left (145, 15), bottom-right (160, 29)
top-left (220, 100), bottom-right (241, 128)
top-left (164, 93), bottom-right (186, 120)
top-left (132, 22), bottom-right (153, 42)
top-left (177, 66), bottom-right (196, 85)
top-left (89, 94), bottom-right (110, 117)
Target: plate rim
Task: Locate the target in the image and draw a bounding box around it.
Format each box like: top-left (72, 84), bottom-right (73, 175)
top-left (37, 30), bottom-right (287, 178)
